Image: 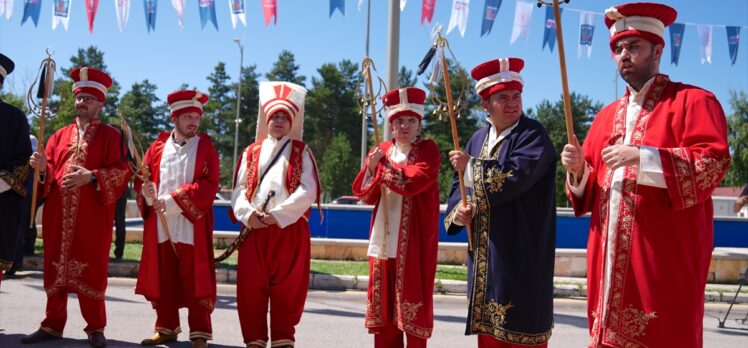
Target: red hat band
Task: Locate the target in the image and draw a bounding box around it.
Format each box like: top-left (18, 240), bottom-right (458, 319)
top-left (605, 2), bottom-right (677, 51)
top-left (382, 87), bottom-right (426, 122)
top-left (263, 98), bottom-right (299, 125)
top-left (168, 90), bottom-right (209, 119)
top-left (71, 67), bottom-right (113, 102)
top-left (471, 58), bottom-right (524, 100)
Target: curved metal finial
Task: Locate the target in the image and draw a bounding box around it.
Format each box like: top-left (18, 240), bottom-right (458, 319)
top-left (537, 0), bottom-right (570, 8)
top-left (45, 47), bottom-right (55, 56)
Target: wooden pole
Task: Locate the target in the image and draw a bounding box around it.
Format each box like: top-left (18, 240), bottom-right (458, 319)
top-left (122, 120), bottom-right (178, 257)
top-left (363, 59), bottom-right (391, 258)
top-left (29, 58), bottom-right (54, 228)
top-left (439, 40), bottom-right (473, 251)
top-left (551, 0), bottom-right (578, 182)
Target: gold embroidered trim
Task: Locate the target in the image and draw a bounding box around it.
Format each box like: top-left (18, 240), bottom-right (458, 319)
top-left (400, 301), bottom-right (423, 322)
top-left (174, 187), bottom-right (205, 221)
top-left (485, 300), bottom-right (513, 326)
top-left (98, 167), bottom-right (129, 204)
top-left (0, 164), bottom-right (30, 196)
top-left (619, 306), bottom-right (657, 338)
top-left (365, 257), bottom-right (384, 328)
top-left (669, 148), bottom-right (697, 209)
top-left (694, 154), bottom-right (729, 191)
top-left (483, 165), bottom-right (513, 193)
top-left (382, 165), bottom-right (412, 191)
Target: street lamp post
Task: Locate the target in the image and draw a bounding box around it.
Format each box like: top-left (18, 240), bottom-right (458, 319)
top-left (232, 38), bottom-right (244, 186)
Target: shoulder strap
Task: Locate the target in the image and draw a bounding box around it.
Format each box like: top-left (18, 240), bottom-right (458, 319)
top-left (258, 139), bottom-right (291, 186)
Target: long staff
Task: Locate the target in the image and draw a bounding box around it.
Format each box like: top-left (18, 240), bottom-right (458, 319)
top-left (539, 0), bottom-right (578, 182)
top-left (361, 57), bottom-right (392, 258)
top-left (119, 112), bottom-right (178, 257)
top-left (27, 49), bottom-right (56, 228)
top-left (434, 31), bottom-right (474, 251)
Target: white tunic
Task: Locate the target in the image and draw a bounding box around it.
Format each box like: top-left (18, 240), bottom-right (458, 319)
top-left (147, 133), bottom-right (200, 245)
top-left (231, 135), bottom-right (318, 229)
top-left (362, 142), bottom-right (412, 259)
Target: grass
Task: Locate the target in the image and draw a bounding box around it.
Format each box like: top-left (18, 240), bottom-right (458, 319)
top-left (33, 240), bottom-right (469, 281)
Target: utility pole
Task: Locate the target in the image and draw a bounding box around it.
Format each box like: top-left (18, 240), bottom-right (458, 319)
top-left (232, 38), bottom-right (244, 187)
top-left (384, 0), bottom-right (400, 141)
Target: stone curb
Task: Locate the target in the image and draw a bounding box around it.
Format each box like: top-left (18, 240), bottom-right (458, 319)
top-left (15, 257), bottom-right (748, 304)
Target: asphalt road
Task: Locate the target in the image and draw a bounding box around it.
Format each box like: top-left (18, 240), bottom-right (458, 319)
top-left (1, 272), bottom-right (746, 347)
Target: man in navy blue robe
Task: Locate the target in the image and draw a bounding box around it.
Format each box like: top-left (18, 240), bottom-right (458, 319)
top-left (0, 52), bottom-right (32, 284)
top-left (445, 58), bottom-right (556, 347)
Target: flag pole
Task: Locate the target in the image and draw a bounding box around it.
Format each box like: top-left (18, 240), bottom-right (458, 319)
top-left (539, 0), bottom-right (577, 182)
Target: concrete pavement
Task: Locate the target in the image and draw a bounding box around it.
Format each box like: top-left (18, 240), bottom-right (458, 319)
top-left (1, 272), bottom-right (747, 347)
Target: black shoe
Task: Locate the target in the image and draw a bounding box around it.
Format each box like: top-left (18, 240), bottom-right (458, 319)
top-left (88, 331), bottom-right (106, 348)
top-left (20, 329), bottom-right (62, 344)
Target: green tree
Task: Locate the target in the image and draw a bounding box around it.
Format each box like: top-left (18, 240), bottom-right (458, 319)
top-left (526, 93), bottom-right (602, 206)
top-left (0, 92), bottom-right (27, 113)
top-left (118, 79), bottom-right (169, 145)
top-left (399, 65), bottom-right (417, 87)
top-left (265, 50), bottom-right (306, 87)
top-left (305, 60), bottom-right (361, 158)
top-left (420, 59), bottom-right (482, 202)
top-left (203, 62), bottom-right (237, 187)
top-left (723, 90), bottom-right (748, 187)
top-left (318, 133), bottom-right (359, 201)
top-left (225, 64), bottom-right (261, 186)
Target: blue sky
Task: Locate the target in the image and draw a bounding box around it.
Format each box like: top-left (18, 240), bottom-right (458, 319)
top-left (1, 0), bottom-right (747, 116)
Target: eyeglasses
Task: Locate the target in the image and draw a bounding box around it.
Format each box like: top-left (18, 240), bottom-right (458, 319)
top-left (75, 95), bottom-right (98, 103)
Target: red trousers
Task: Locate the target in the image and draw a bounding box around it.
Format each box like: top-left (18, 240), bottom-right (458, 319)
top-left (237, 220), bottom-right (310, 347)
top-left (371, 259), bottom-right (428, 348)
top-left (40, 289), bottom-right (106, 335)
top-left (478, 334), bottom-right (548, 348)
top-left (151, 242), bottom-right (212, 340)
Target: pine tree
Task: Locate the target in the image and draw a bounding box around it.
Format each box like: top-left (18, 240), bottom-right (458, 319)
top-left (265, 50), bottom-right (306, 87)
top-left (318, 133), bottom-right (359, 201)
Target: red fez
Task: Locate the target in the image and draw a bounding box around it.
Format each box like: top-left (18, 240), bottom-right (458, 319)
top-left (167, 90), bottom-right (209, 119)
top-left (471, 58), bottom-right (524, 100)
top-left (605, 2), bottom-right (677, 51)
top-left (382, 87), bottom-right (426, 122)
top-left (70, 67), bottom-right (113, 102)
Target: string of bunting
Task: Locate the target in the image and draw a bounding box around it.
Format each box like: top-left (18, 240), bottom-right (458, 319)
top-left (1, 0), bottom-right (745, 65)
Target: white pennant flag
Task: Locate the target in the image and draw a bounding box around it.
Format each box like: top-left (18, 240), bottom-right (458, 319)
top-left (578, 12), bottom-right (595, 59)
top-left (358, 0), bottom-right (365, 11)
top-left (172, 0), bottom-right (185, 29)
top-left (229, 0), bottom-right (247, 29)
top-left (52, 0), bottom-right (73, 31)
top-left (0, 0), bottom-right (13, 21)
top-left (400, 0), bottom-right (407, 11)
top-left (115, 0), bottom-right (130, 32)
top-left (510, 0), bottom-right (533, 45)
top-left (446, 0), bottom-right (470, 37)
top-left (697, 25), bottom-right (713, 64)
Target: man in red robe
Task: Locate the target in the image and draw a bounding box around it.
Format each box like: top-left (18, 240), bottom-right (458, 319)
top-left (25, 67), bottom-right (131, 348)
top-left (230, 81), bottom-right (321, 348)
top-left (352, 87), bottom-right (441, 348)
top-left (561, 3), bottom-right (731, 347)
top-left (134, 90), bottom-right (219, 348)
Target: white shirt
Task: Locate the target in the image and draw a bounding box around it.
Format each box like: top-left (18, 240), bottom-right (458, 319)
top-left (361, 141), bottom-right (412, 258)
top-left (147, 133), bottom-right (200, 244)
top-left (231, 135), bottom-right (318, 229)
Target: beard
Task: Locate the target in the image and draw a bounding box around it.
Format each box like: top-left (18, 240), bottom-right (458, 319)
top-left (619, 48), bottom-right (658, 90)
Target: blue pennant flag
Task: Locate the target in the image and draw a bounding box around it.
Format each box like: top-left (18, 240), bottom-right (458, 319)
top-left (22, 0), bottom-right (42, 27)
top-left (199, 0), bottom-right (219, 30)
top-left (480, 0), bottom-right (502, 37)
top-left (542, 6), bottom-right (561, 52)
top-left (144, 0), bottom-right (157, 32)
top-left (669, 22), bottom-right (685, 65)
top-left (330, 0), bottom-right (344, 17)
top-left (726, 26), bottom-right (741, 65)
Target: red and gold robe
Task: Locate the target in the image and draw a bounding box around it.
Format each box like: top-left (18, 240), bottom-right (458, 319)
top-left (568, 75), bottom-right (730, 347)
top-left (40, 117), bottom-right (131, 300)
top-left (135, 132), bottom-right (219, 307)
top-left (352, 138), bottom-right (441, 340)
